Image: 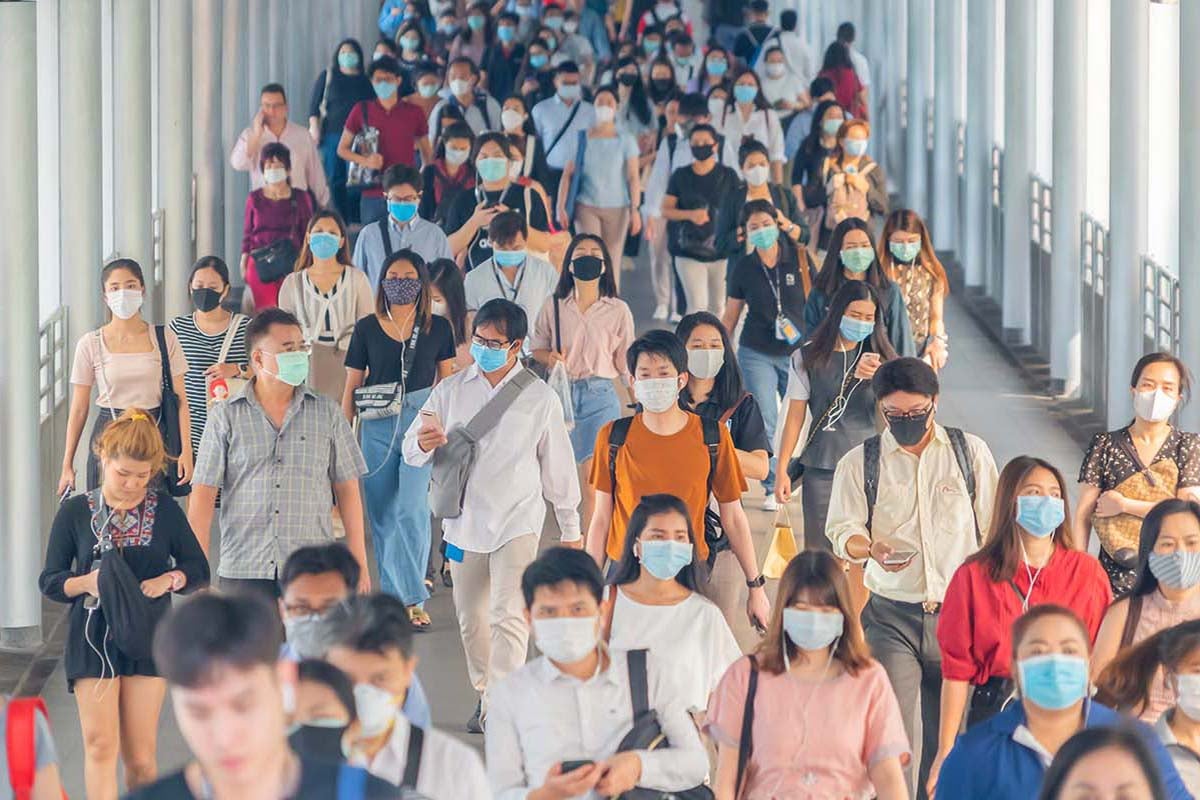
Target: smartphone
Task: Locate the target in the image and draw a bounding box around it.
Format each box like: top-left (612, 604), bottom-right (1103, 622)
top-left (561, 760), bottom-right (594, 773)
top-left (58, 485), bottom-right (72, 505)
top-left (419, 409), bottom-right (442, 430)
top-left (883, 550), bottom-right (918, 566)
top-left (861, 352), bottom-right (882, 365)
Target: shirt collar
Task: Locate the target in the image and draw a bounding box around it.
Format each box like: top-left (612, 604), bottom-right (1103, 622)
top-left (388, 215), bottom-right (420, 235)
top-left (530, 650), bottom-right (621, 687)
top-left (234, 376), bottom-right (317, 408)
top-left (464, 360), bottom-right (526, 387)
top-left (1157, 712), bottom-right (1180, 746)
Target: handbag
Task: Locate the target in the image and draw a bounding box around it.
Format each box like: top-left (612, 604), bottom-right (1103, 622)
top-left (353, 322), bottom-right (420, 421)
top-left (345, 100), bottom-right (382, 189)
top-left (761, 506), bottom-right (798, 580)
top-left (667, 214), bottom-right (719, 261)
top-left (208, 314), bottom-right (248, 406)
top-left (153, 326), bottom-right (191, 498)
top-left (249, 194), bottom-right (300, 284)
top-left (97, 545), bottom-right (168, 661)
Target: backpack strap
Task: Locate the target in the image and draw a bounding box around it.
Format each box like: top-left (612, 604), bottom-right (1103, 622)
top-left (1119, 595), bottom-right (1144, 649)
top-left (735, 655), bottom-right (759, 797)
top-left (719, 392), bottom-right (749, 426)
top-left (335, 763), bottom-right (368, 800)
top-left (665, 133), bottom-right (678, 166)
top-left (473, 92), bottom-right (493, 130)
top-left (626, 649), bottom-right (650, 718)
top-left (607, 415), bottom-right (635, 495)
top-left (6, 697), bottom-right (50, 800)
top-left (945, 427), bottom-right (980, 545)
top-left (402, 724), bottom-right (424, 789)
top-left (862, 434), bottom-right (882, 534)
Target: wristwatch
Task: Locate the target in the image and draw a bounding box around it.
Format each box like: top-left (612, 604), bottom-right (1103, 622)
top-left (746, 574), bottom-right (766, 589)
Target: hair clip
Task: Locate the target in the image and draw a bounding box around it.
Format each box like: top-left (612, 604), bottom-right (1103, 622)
top-left (128, 411), bottom-right (151, 422)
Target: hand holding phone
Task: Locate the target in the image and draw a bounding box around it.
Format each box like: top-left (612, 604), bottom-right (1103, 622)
top-left (883, 550), bottom-right (918, 566)
top-left (417, 409), bottom-right (448, 453)
top-left (560, 760), bottom-right (595, 773)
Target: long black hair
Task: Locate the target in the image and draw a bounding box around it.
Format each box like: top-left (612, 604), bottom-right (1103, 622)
top-left (675, 312), bottom-right (745, 411)
top-left (614, 57), bottom-right (653, 127)
top-left (821, 41), bottom-right (854, 72)
top-left (800, 99), bottom-right (846, 160)
top-left (803, 281), bottom-right (897, 371)
top-left (459, 1), bottom-right (495, 45)
top-left (813, 217), bottom-right (894, 299)
top-left (1127, 499), bottom-right (1200, 599)
top-left (329, 38), bottom-right (367, 74)
top-left (554, 234), bottom-right (618, 299)
top-left (608, 493), bottom-right (700, 590)
top-left (427, 258), bottom-right (469, 344)
top-left (722, 68), bottom-right (771, 118)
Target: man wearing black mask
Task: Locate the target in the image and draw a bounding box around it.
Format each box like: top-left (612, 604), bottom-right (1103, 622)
top-left (824, 357), bottom-right (998, 800)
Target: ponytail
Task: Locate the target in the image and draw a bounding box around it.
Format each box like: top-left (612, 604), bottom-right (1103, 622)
top-left (1095, 619), bottom-right (1200, 713)
top-left (93, 408), bottom-right (169, 475)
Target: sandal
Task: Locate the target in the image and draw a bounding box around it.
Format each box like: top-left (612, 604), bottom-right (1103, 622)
top-left (408, 606), bottom-right (432, 630)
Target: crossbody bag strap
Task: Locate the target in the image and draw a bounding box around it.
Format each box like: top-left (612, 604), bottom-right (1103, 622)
top-left (719, 392), bottom-right (749, 426)
top-left (735, 655), bottom-right (759, 797)
top-left (553, 297), bottom-right (562, 353)
top-left (461, 368), bottom-right (537, 441)
top-left (154, 325), bottom-right (172, 392)
top-left (335, 763), bottom-right (367, 800)
top-left (216, 314), bottom-right (246, 365)
top-left (863, 434), bottom-right (882, 534)
top-left (626, 649), bottom-right (650, 717)
top-left (547, 100), bottom-right (583, 158)
top-left (402, 724), bottom-right (424, 788)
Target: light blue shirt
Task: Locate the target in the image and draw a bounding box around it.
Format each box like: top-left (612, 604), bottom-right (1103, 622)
top-left (463, 255), bottom-right (559, 356)
top-left (352, 215), bottom-right (453, 289)
top-left (531, 95), bottom-right (595, 170)
top-left (563, 130), bottom-right (640, 208)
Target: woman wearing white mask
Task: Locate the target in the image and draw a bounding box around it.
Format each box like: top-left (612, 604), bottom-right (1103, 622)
top-left (756, 47), bottom-right (806, 130)
top-left (705, 550), bottom-right (909, 800)
top-left (1096, 618), bottom-right (1200, 792)
top-left (1075, 353), bottom-right (1200, 594)
top-left (1092, 500), bottom-right (1200, 723)
top-left (60, 259), bottom-right (193, 495)
top-left (556, 86), bottom-right (643, 286)
top-left (606, 493), bottom-right (741, 718)
top-left (239, 142), bottom-right (316, 311)
top-left (419, 121), bottom-right (476, 225)
top-left (713, 141), bottom-right (809, 268)
top-left (716, 70), bottom-right (786, 184)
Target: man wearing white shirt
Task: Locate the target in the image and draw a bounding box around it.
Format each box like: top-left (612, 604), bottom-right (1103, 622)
top-left (231, 83), bottom-right (331, 207)
top-left (487, 548), bottom-right (709, 800)
top-left (322, 595), bottom-right (490, 798)
top-left (531, 61), bottom-right (595, 203)
top-left (402, 298), bottom-right (581, 733)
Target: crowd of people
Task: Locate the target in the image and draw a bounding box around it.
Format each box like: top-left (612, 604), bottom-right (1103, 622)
top-left (5, 2), bottom-right (1200, 799)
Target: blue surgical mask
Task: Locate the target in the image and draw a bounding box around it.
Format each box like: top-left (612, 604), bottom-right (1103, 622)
top-left (337, 51), bottom-right (360, 70)
top-left (748, 225), bottom-right (779, 250)
top-left (477, 157), bottom-right (509, 182)
top-left (889, 240), bottom-right (921, 264)
top-left (707, 60), bottom-right (727, 76)
top-left (544, 16), bottom-right (564, 30)
top-left (644, 39), bottom-right (661, 55)
top-left (840, 246), bottom-right (875, 273)
top-left (308, 232), bottom-right (341, 260)
top-left (1148, 551), bottom-right (1200, 591)
top-left (783, 608), bottom-right (844, 651)
top-left (493, 249), bottom-right (526, 268)
top-left (558, 83), bottom-right (581, 102)
top-left (733, 84), bottom-right (758, 105)
top-left (373, 80), bottom-right (398, 100)
top-left (530, 53), bottom-right (549, 69)
top-left (1018, 653), bottom-right (1088, 711)
top-left (639, 540), bottom-right (693, 580)
top-left (844, 138), bottom-right (869, 157)
top-left (1015, 495), bottom-right (1065, 539)
top-left (822, 117), bottom-right (844, 137)
top-left (838, 316), bottom-right (874, 343)
top-left (470, 341), bottom-right (511, 372)
top-left (388, 200), bottom-right (419, 223)
top-left (471, 15), bottom-right (489, 31)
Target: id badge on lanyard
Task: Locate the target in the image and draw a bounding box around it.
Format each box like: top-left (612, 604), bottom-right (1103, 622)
top-left (775, 316), bottom-right (801, 345)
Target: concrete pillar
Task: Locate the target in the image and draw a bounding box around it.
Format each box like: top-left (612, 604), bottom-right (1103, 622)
top-left (59, 0), bottom-right (104, 339)
top-left (1107, 0), bottom-right (1149, 429)
top-left (247, 0), bottom-right (270, 109)
top-left (286, 0), bottom-right (311, 121)
top-left (963, 0), bottom-right (994, 288)
top-left (0, 1), bottom-right (43, 648)
top-left (1182, 1), bottom-right (1200, 430)
top-left (931, 0), bottom-right (960, 250)
top-left (267, 0), bottom-right (287, 86)
top-left (1049, 0), bottom-right (1085, 397)
top-left (160, 1), bottom-right (194, 320)
top-left (193, 0), bottom-right (224, 258)
top-left (113, 0), bottom-right (154, 305)
top-left (863, 0), bottom-right (889, 181)
top-left (221, 0), bottom-right (248, 271)
top-left (1001, 0), bottom-right (1034, 342)
top-left (905, 0), bottom-right (931, 217)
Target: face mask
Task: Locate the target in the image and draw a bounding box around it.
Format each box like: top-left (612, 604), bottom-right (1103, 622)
top-left (106, 289), bottom-right (144, 320)
top-left (822, 117), bottom-right (844, 137)
top-left (889, 240), bottom-right (921, 264)
top-left (708, 98), bottom-right (726, 118)
top-left (839, 316), bottom-right (874, 343)
top-left (501, 108), bottom-right (525, 131)
top-left (707, 60), bottom-right (727, 76)
top-left (509, 160), bottom-right (525, 180)
top-left (353, 683), bottom-right (400, 738)
top-left (283, 614), bottom-right (326, 660)
top-left (477, 156), bottom-right (509, 182)
top-left (269, 351), bottom-right (311, 386)
top-left (1148, 551), bottom-right (1200, 591)
top-left (1134, 389), bottom-right (1178, 423)
top-left (450, 78), bottom-right (473, 97)
top-left (840, 246), bottom-right (875, 273)
top-left (1015, 495), bottom-right (1065, 539)
top-left (493, 248), bottom-right (526, 268)
top-left (645, 40), bottom-right (662, 56)
top-left (263, 167), bottom-right (288, 185)
top-left (337, 51), bottom-right (361, 70)
top-left (748, 225), bottom-right (779, 250)
top-left (673, 53), bottom-right (694, 68)
top-left (558, 83), bottom-right (581, 101)
top-left (430, 298), bottom-right (448, 317)
top-left (639, 540), bottom-right (694, 580)
top-left (618, 72), bottom-right (639, 87)
top-left (564, 20), bottom-right (579, 34)
top-left (733, 84), bottom-right (758, 104)
top-left (418, 82), bottom-right (440, 98)
top-left (445, 145), bottom-right (470, 165)
top-left (690, 143), bottom-right (715, 161)
top-left (388, 200), bottom-right (419, 223)
top-left (634, 376), bottom-right (681, 413)
top-left (844, 138), bottom-right (869, 157)
top-left (765, 63), bottom-right (786, 79)
top-left (885, 408), bottom-right (933, 447)
top-left (288, 723), bottom-right (348, 763)
top-left (383, 277), bottom-right (422, 305)
top-left (571, 255), bottom-right (604, 281)
top-left (191, 287), bottom-right (223, 313)
top-left (373, 80), bottom-right (398, 100)
top-left (744, 164), bottom-right (770, 187)
top-left (470, 15), bottom-right (488, 31)
top-left (1018, 653), bottom-right (1089, 711)
top-left (309, 231), bottom-right (341, 260)
top-left (400, 35), bottom-right (421, 51)
top-left (439, 22), bottom-right (459, 36)
top-left (1177, 674), bottom-right (1200, 721)
top-left (530, 53), bottom-right (550, 69)
top-left (544, 16), bottom-right (564, 30)
top-left (595, 106), bottom-right (616, 124)
top-left (651, 77), bottom-right (674, 96)
top-left (470, 341), bottom-right (511, 372)
top-left (533, 616), bottom-right (599, 663)
top-left (687, 348), bottom-right (724, 380)
top-left (373, 50), bottom-right (389, 62)
top-left (783, 608), bottom-right (844, 651)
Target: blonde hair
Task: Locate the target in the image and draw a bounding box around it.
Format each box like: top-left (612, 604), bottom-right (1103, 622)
top-left (93, 408), bottom-right (169, 475)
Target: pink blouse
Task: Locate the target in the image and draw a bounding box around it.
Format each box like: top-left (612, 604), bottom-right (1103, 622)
top-left (705, 657), bottom-right (910, 800)
top-left (70, 327), bottom-right (189, 410)
top-left (529, 295), bottom-right (635, 381)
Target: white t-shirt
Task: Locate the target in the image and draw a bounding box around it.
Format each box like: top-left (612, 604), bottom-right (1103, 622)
top-left (609, 588), bottom-right (742, 713)
top-left (850, 46), bottom-right (872, 89)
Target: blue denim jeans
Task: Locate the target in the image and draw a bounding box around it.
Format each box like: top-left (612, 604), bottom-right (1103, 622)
top-left (569, 377), bottom-right (621, 463)
top-left (361, 386), bottom-right (433, 606)
top-left (738, 345), bottom-right (790, 493)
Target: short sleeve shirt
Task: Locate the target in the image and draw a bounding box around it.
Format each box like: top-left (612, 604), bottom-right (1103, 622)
top-left (561, 130), bottom-right (641, 208)
top-left (590, 412), bottom-right (747, 561)
top-left (692, 393), bottom-right (772, 456)
top-left (342, 99), bottom-right (429, 197)
top-left (1079, 426), bottom-right (1200, 491)
top-left (343, 314), bottom-right (456, 392)
top-left (443, 183), bottom-right (550, 271)
top-left (727, 248), bottom-right (808, 356)
top-left (70, 326), bottom-right (189, 409)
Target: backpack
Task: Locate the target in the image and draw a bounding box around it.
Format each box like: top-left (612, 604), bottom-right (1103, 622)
top-left (862, 426), bottom-right (981, 545)
top-left (5, 697), bottom-right (68, 800)
top-left (822, 158), bottom-right (876, 231)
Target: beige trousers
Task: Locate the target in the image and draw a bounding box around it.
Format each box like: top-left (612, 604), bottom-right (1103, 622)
top-left (575, 204), bottom-right (631, 285)
top-left (675, 256), bottom-right (727, 316)
top-left (450, 533), bottom-right (540, 711)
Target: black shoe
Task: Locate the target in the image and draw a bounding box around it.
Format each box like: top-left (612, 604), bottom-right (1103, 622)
top-left (466, 700), bottom-right (485, 734)
top-left (441, 564), bottom-right (453, 588)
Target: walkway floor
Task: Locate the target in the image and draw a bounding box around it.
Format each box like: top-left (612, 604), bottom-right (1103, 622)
top-left (38, 261), bottom-right (1083, 796)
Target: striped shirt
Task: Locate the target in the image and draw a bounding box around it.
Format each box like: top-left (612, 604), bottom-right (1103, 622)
top-left (169, 313), bottom-right (250, 455)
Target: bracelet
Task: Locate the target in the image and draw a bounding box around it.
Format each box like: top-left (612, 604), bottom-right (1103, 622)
top-left (746, 574), bottom-right (766, 589)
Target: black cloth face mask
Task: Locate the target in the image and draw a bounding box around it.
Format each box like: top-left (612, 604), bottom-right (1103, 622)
top-left (885, 408), bottom-right (933, 446)
top-left (192, 288), bottom-right (223, 312)
top-left (571, 255), bottom-right (604, 281)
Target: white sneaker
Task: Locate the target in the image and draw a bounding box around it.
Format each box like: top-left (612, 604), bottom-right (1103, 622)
top-left (761, 495), bottom-right (779, 512)
top-left (652, 304), bottom-right (669, 320)
top-left (668, 311), bottom-right (683, 323)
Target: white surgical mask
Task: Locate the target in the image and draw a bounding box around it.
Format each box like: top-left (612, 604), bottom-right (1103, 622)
top-left (783, 608), bottom-right (844, 651)
top-left (595, 106), bottom-right (616, 124)
top-left (1134, 388), bottom-right (1178, 423)
top-left (744, 164), bottom-right (770, 187)
top-left (445, 146), bottom-right (470, 166)
top-left (353, 683), bottom-right (400, 738)
top-left (450, 78), bottom-right (473, 97)
top-left (105, 289), bottom-right (144, 320)
top-left (430, 299), bottom-right (448, 317)
top-left (765, 63), bottom-right (786, 79)
top-left (687, 348), bottom-right (724, 380)
top-left (282, 614), bottom-right (325, 660)
top-left (707, 98), bottom-right (726, 119)
top-left (1177, 674), bottom-right (1200, 721)
top-left (509, 160), bottom-right (525, 180)
top-left (263, 167), bottom-right (288, 185)
top-left (533, 616), bottom-right (599, 664)
top-left (501, 108), bottom-right (526, 131)
top-left (634, 376), bottom-right (681, 413)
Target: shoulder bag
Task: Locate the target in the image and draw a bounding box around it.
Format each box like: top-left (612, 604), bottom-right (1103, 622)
top-left (249, 193), bottom-right (300, 284)
top-left (353, 321), bottom-right (421, 421)
top-left (208, 315), bottom-right (248, 406)
top-left (154, 326), bottom-right (191, 498)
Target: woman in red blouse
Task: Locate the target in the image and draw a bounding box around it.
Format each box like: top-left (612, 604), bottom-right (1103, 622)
top-left (927, 455), bottom-right (1112, 796)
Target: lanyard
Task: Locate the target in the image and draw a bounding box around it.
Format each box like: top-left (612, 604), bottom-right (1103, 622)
top-left (493, 262), bottom-right (526, 301)
top-left (759, 256), bottom-right (784, 316)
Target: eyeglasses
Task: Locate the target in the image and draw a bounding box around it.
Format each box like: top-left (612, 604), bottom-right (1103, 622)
top-left (386, 193), bottom-right (421, 203)
top-left (471, 335), bottom-right (511, 351)
top-left (259, 344), bottom-right (313, 357)
top-left (882, 405), bottom-right (933, 420)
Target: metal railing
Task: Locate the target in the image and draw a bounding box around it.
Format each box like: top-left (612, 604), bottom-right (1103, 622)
top-left (1080, 215), bottom-right (1110, 423)
top-left (1141, 256), bottom-right (1181, 354)
top-left (1029, 177), bottom-right (1053, 359)
top-left (38, 307), bottom-right (70, 424)
top-left (989, 145), bottom-right (1005, 302)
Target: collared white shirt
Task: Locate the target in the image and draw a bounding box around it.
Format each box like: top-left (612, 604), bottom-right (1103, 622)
top-left (486, 649), bottom-right (709, 800)
top-left (531, 94), bottom-right (596, 169)
top-left (718, 105), bottom-right (786, 173)
top-left (230, 120), bottom-right (331, 207)
top-left (825, 424), bottom-right (999, 603)
top-left (849, 45), bottom-right (872, 88)
top-left (401, 362), bottom-right (581, 553)
top-left (353, 712), bottom-right (490, 799)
